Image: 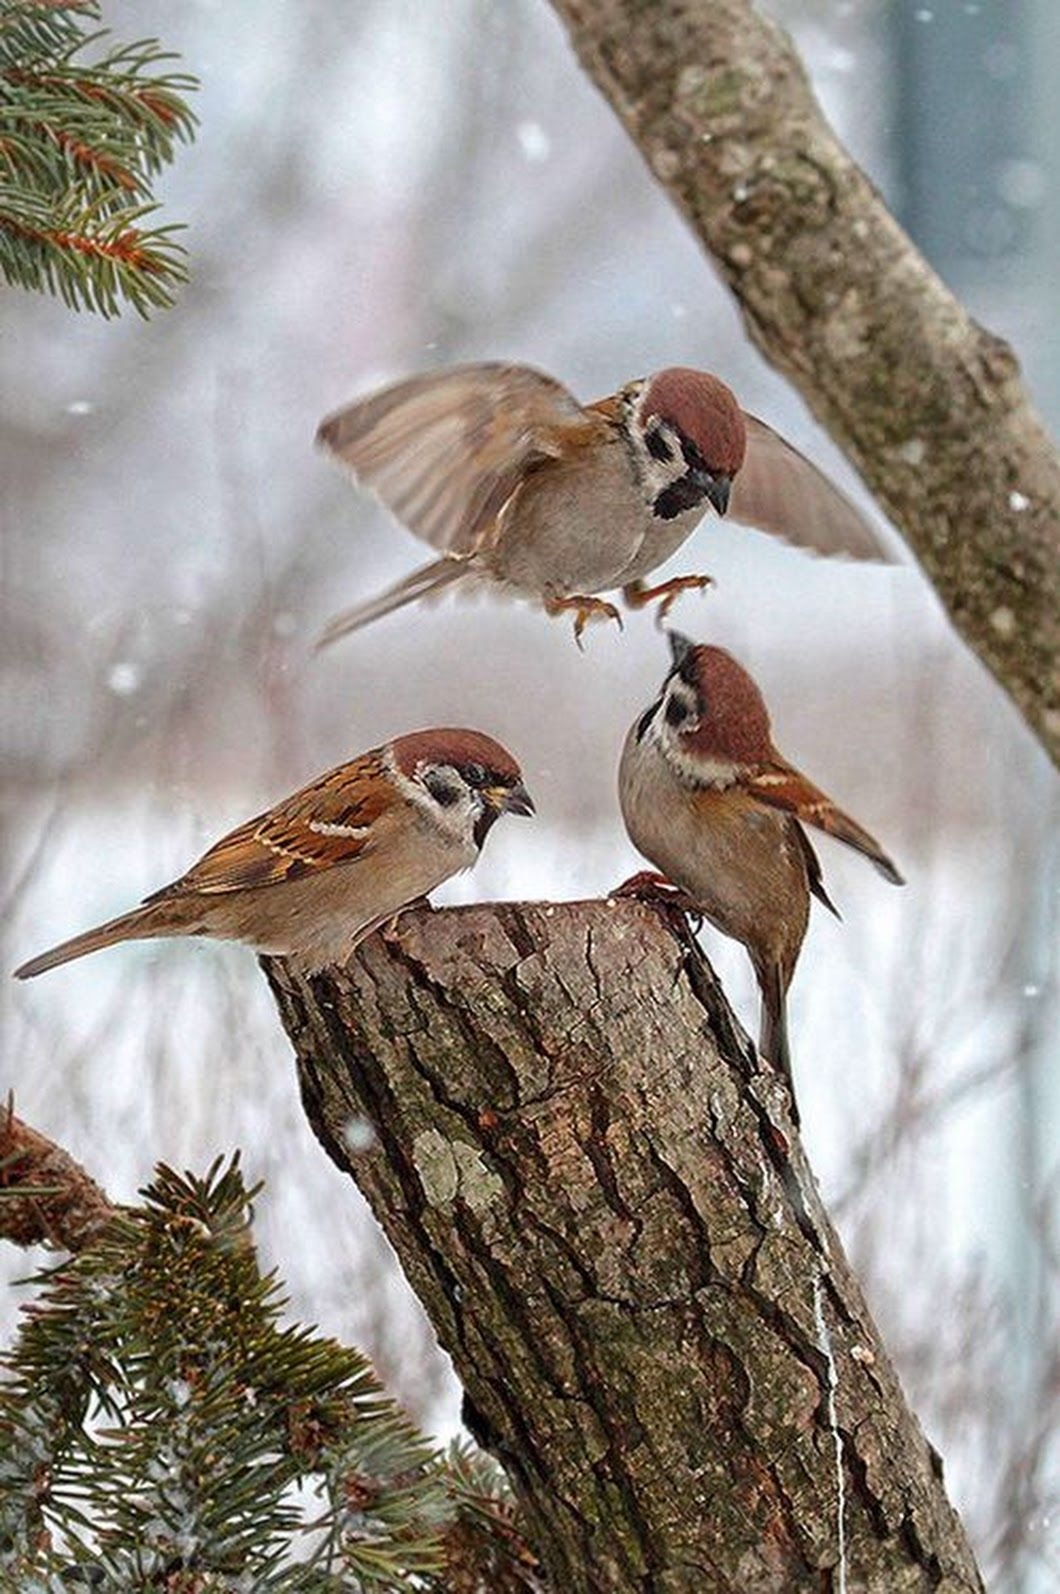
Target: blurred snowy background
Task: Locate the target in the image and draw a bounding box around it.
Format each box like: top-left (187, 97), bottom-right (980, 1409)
top-left (2, 1), bottom-right (1057, 1586)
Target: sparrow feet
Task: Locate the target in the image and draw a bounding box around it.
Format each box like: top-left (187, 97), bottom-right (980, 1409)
top-left (622, 574), bottom-right (713, 627)
top-left (545, 593), bottom-right (623, 649)
top-left (612, 872), bottom-right (704, 939)
top-left (380, 896), bottom-right (432, 943)
top-left (612, 871), bottom-right (699, 913)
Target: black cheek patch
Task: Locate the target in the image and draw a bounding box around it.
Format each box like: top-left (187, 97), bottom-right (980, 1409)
top-left (646, 428), bottom-right (673, 463)
top-left (681, 437), bottom-right (708, 472)
top-left (424, 769), bottom-right (460, 807)
top-left (653, 473), bottom-right (711, 521)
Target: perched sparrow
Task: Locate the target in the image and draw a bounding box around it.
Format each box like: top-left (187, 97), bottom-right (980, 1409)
top-left (14, 729), bottom-right (533, 980)
top-left (316, 362), bottom-right (890, 646)
top-left (618, 634), bottom-right (902, 1104)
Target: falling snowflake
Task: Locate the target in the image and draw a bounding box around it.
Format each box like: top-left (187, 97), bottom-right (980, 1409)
top-left (107, 661), bottom-right (141, 695)
top-left (516, 121), bottom-right (550, 163)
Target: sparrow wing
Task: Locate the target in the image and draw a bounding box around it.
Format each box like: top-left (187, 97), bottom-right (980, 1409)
top-left (729, 414), bottom-right (893, 562)
top-left (317, 362), bottom-right (588, 556)
top-left (150, 751), bottom-right (393, 898)
top-left (743, 760), bottom-right (904, 885)
top-left (791, 820), bottom-right (841, 919)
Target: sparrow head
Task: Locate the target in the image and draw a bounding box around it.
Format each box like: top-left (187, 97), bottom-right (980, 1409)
top-left (391, 728), bottom-right (534, 848)
top-left (635, 633), bottom-right (774, 782)
top-left (633, 368), bottom-right (747, 522)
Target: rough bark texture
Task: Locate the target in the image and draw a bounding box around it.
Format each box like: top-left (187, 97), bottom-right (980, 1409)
top-left (546, 0), bottom-right (1059, 765)
top-left (266, 899), bottom-right (984, 1594)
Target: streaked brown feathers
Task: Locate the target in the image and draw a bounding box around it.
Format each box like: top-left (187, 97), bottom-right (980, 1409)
top-left (743, 760), bottom-right (904, 885)
top-left (316, 362), bottom-right (588, 557)
top-left (148, 750), bottom-right (394, 898)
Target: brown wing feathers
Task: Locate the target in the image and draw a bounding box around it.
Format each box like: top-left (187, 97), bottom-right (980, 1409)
top-left (730, 414), bottom-right (892, 563)
top-left (316, 362), bottom-right (584, 557)
top-left (791, 821), bottom-right (841, 918)
top-left (151, 754), bottom-right (388, 899)
top-left (746, 763), bottom-right (904, 885)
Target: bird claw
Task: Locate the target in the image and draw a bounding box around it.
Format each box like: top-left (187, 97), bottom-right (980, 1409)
top-left (380, 896), bottom-right (431, 943)
top-left (612, 872), bottom-right (705, 937)
top-left (613, 871), bottom-right (700, 914)
top-left (613, 870), bottom-right (677, 901)
top-left (545, 593), bottom-right (623, 649)
top-left (622, 574), bottom-right (713, 627)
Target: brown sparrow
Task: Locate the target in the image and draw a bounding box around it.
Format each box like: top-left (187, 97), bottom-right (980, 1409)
top-left (316, 361), bottom-right (889, 646)
top-left (618, 633), bottom-right (902, 1101)
top-left (14, 729), bottom-right (533, 980)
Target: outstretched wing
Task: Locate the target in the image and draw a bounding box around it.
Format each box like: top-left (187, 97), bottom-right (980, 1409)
top-left (729, 414), bottom-right (893, 562)
top-left (743, 760), bottom-right (904, 885)
top-left (317, 362), bottom-right (587, 556)
top-left (151, 750), bottom-right (393, 898)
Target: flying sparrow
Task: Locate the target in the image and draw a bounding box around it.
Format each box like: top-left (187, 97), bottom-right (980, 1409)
top-left (14, 729), bottom-right (533, 980)
top-left (618, 633), bottom-right (902, 1107)
top-left (315, 361), bottom-right (889, 646)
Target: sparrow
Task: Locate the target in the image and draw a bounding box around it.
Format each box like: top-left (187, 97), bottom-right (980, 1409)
top-left (617, 633), bottom-right (902, 1106)
top-left (14, 729), bottom-right (533, 980)
top-left (315, 361), bottom-right (889, 646)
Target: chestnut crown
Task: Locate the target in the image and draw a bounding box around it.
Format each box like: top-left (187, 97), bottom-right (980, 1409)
top-left (641, 368), bottom-right (747, 477)
top-left (392, 727), bottom-right (524, 790)
top-left (665, 633), bottom-right (774, 764)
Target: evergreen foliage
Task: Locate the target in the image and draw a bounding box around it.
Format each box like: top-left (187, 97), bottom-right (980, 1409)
top-left (0, 1157), bottom-right (541, 1591)
top-left (0, 0), bottom-right (196, 316)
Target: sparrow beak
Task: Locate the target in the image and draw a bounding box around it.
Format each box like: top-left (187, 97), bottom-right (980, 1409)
top-left (703, 472), bottom-right (731, 516)
top-left (488, 782), bottom-right (535, 818)
top-left (667, 631), bottom-right (695, 669)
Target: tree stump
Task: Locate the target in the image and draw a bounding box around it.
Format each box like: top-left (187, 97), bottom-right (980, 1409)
top-left (265, 898), bottom-right (983, 1594)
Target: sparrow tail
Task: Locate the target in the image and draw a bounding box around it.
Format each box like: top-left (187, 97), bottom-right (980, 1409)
top-left (316, 556), bottom-right (470, 649)
top-left (14, 904), bottom-right (168, 980)
top-left (756, 962), bottom-right (798, 1127)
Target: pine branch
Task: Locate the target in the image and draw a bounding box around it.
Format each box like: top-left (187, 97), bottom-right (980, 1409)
top-left (0, 0), bottom-right (196, 317)
top-left (0, 187), bottom-right (184, 314)
top-left (0, 1132), bottom-right (544, 1589)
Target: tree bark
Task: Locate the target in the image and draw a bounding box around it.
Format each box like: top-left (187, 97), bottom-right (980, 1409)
top-left (0, 1105), bottom-right (115, 1252)
top-left (266, 899), bottom-right (984, 1593)
top-left (545, 0), bottom-right (1060, 766)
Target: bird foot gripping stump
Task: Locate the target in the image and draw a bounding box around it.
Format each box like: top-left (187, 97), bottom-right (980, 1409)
top-left (264, 898), bottom-right (983, 1594)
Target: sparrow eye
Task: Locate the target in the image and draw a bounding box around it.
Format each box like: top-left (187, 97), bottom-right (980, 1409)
top-left (464, 762), bottom-right (487, 787)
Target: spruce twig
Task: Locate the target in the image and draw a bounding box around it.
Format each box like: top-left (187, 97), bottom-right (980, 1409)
top-left (0, 1139), bottom-right (544, 1589)
top-left (0, 0), bottom-right (196, 316)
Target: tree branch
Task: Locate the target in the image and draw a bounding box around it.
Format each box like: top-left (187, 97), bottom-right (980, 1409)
top-left (545, 0), bottom-right (1059, 765)
top-left (0, 1102), bottom-right (116, 1252)
top-left (266, 900), bottom-right (984, 1592)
